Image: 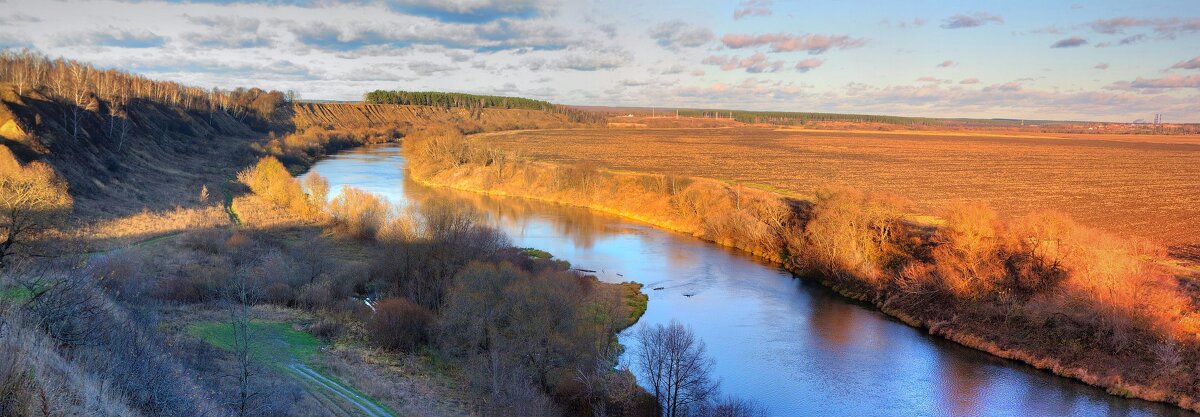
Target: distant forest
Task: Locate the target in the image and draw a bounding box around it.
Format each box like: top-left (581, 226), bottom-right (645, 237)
top-left (363, 90), bottom-right (553, 110)
top-left (676, 109), bottom-right (946, 126)
top-left (363, 90), bottom-right (606, 124)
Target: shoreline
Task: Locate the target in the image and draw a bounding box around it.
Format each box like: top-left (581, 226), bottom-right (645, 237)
top-left (405, 148), bottom-right (1200, 414)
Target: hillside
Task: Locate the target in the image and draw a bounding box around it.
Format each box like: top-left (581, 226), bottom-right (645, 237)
top-left (0, 84), bottom-right (265, 219)
top-left (1, 56), bottom-right (626, 417)
top-left (0, 87), bottom-right (589, 222)
top-left (292, 102), bottom-right (588, 133)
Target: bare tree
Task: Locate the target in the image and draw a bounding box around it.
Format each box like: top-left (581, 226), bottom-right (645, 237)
top-left (635, 320), bottom-right (718, 417)
top-left (224, 268), bottom-right (262, 417)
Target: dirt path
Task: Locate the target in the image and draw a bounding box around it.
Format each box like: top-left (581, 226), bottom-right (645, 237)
top-left (288, 363), bottom-right (396, 417)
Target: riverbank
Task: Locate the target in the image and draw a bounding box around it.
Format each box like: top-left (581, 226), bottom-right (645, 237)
top-left (403, 130), bottom-right (1200, 414)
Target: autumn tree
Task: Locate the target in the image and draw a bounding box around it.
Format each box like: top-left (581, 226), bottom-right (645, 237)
top-left (0, 146), bottom-right (72, 270)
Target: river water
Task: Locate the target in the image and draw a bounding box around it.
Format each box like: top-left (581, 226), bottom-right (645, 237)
top-left (304, 144), bottom-right (1188, 417)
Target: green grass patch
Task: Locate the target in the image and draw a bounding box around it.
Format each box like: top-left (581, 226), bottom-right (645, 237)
top-left (187, 320), bottom-right (320, 365)
top-left (618, 282), bottom-right (649, 327)
top-left (0, 285), bottom-right (32, 301)
top-left (520, 247), bottom-right (554, 259)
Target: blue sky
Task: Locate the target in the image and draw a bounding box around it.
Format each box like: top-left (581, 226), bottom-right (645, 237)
top-left (1, 0), bottom-right (1197, 121)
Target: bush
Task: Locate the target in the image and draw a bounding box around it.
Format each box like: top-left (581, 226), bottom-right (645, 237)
top-left (801, 186), bottom-right (908, 284)
top-left (328, 186), bottom-right (390, 240)
top-left (309, 317), bottom-right (345, 341)
top-left (297, 281), bottom-right (335, 310)
top-left (929, 201), bottom-right (1005, 298)
top-left (237, 156), bottom-right (318, 217)
top-left (302, 173), bottom-right (330, 213)
top-left (158, 263), bottom-right (230, 302)
top-left (0, 145), bottom-right (73, 269)
top-left (366, 297), bottom-right (433, 353)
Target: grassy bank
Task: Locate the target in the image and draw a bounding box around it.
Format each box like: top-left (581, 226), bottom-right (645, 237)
top-left (403, 128), bottom-right (1200, 413)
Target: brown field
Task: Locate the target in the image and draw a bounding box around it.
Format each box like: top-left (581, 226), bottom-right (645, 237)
top-left (477, 126), bottom-right (1200, 256)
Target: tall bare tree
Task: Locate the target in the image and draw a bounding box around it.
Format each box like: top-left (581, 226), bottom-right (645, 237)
top-left (224, 267), bottom-right (262, 417)
top-left (635, 320), bottom-right (718, 417)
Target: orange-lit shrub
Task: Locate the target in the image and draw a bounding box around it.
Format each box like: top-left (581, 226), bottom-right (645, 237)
top-left (929, 201), bottom-right (1005, 298)
top-left (328, 186), bottom-right (390, 240)
top-left (802, 186), bottom-right (908, 284)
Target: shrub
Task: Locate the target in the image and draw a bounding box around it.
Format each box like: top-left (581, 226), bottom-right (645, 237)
top-left (302, 173), bottom-right (329, 214)
top-left (262, 282), bottom-right (295, 305)
top-left (328, 186), bottom-right (389, 240)
top-left (0, 145), bottom-right (73, 269)
top-left (929, 201), bottom-right (1005, 298)
top-left (296, 281), bottom-right (335, 310)
top-left (309, 317), bottom-right (345, 341)
top-left (801, 186), bottom-right (907, 285)
top-left (367, 297), bottom-right (433, 353)
top-left (158, 263), bottom-right (230, 303)
top-left (237, 156), bottom-right (318, 217)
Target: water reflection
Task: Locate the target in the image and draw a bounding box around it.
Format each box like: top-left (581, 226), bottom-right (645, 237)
top-left (306, 145), bottom-right (1193, 417)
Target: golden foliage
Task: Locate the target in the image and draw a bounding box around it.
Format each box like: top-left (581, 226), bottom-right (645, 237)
top-left (327, 186), bottom-right (389, 240)
top-left (0, 145), bottom-right (73, 268)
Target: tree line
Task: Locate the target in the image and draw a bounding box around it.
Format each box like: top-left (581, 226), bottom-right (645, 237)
top-left (0, 50), bottom-right (289, 129)
top-left (364, 90), bottom-right (554, 110)
top-left (363, 89), bottom-right (606, 125)
top-left (674, 109), bottom-right (944, 126)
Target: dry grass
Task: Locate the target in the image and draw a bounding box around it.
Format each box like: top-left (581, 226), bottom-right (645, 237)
top-left (477, 127), bottom-right (1200, 255)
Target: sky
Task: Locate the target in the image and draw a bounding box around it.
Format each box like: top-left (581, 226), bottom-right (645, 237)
top-left (1, 0), bottom-right (1198, 122)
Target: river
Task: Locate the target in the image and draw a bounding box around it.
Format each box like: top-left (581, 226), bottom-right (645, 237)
top-left (304, 144), bottom-right (1188, 417)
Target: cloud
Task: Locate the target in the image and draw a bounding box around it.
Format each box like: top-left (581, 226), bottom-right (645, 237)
top-left (595, 23), bottom-right (617, 38)
top-left (0, 32), bottom-right (30, 50)
top-left (1172, 56), bottom-right (1200, 70)
top-left (940, 12), bottom-right (1003, 29)
top-left (383, 0), bottom-right (555, 23)
top-left (184, 16), bottom-right (274, 48)
top-left (702, 53), bottom-right (784, 73)
top-left (1050, 36), bottom-right (1087, 48)
top-left (127, 56), bottom-right (314, 80)
top-left (937, 60), bottom-right (957, 68)
top-left (661, 64), bottom-right (687, 75)
top-left (407, 60), bottom-right (456, 75)
top-left (983, 81), bottom-right (1023, 92)
top-left (915, 76), bottom-right (952, 84)
top-left (819, 82), bottom-right (1197, 121)
top-left (671, 78), bottom-right (806, 102)
top-left (733, 0), bottom-right (772, 19)
top-left (648, 20), bottom-right (714, 50)
top-left (1095, 33), bottom-right (1147, 47)
top-left (556, 52), bottom-right (629, 71)
top-left (720, 33), bottom-right (866, 54)
top-left (0, 13), bottom-right (40, 25)
top-left (288, 19), bottom-right (574, 53)
top-left (882, 18), bottom-right (927, 29)
top-left (1088, 17), bottom-right (1200, 39)
top-left (57, 27), bottom-right (167, 48)
top-left (337, 66), bottom-right (415, 82)
top-left (1094, 63), bottom-right (1110, 70)
top-left (1110, 75), bottom-right (1200, 90)
top-left (1032, 25), bottom-right (1062, 34)
top-left (959, 78), bottom-right (980, 84)
top-left (794, 58), bottom-right (823, 73)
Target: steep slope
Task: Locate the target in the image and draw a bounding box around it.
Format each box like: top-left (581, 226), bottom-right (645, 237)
top-left (292, 101), bottom-right (586, 133)
top-left (0, 84), bottom-right (264, 219)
